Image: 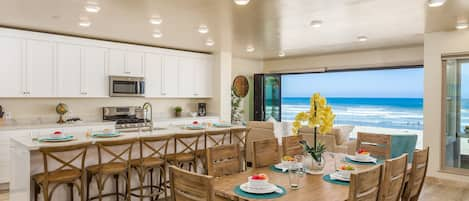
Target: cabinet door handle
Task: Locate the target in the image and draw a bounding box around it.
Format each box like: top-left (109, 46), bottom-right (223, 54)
top-left (124, 71), bottom-right (131, 74)
top-left (24, 92), bottom-right (30, 95)
top-left (81, 92), bottom-right (88, 95)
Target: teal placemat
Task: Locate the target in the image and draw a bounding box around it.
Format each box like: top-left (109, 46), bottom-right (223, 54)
top-left (269, 165), bottom-right (287, 173)
top-left (345, 157), bottom-right (384, 165)
top-left (322, 174), bottom-right (349, 186)
top-left (234, 185), bottom-right (286, 199)
top-left (39, 135), bottom-right (74, 142)
top-left (391, 134), bottom-right (417, 162)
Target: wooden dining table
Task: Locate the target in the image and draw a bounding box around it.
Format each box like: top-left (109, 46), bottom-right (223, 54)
top-left (213, 156), bottom-right (413, 201)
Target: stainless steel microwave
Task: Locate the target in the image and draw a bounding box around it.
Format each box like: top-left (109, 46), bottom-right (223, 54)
top-left (109, 76), bottom-right (145, 97)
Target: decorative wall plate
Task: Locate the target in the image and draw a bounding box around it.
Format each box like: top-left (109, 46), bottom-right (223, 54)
top-left (233, 75), bottom-right (249, 97)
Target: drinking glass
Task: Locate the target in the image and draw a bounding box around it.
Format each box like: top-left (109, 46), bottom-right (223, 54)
top-left (294, 155), bottom-right (305, 172)
top-left (288, 160), bottom-right (302, 189)
top-left (30, 130), bottom-right (39, 142)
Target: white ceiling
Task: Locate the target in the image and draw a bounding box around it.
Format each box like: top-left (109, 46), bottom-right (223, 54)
top-left (0, 0), bottom-right (427, 59)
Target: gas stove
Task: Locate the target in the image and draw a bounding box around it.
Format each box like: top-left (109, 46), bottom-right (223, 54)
top-left (103, 106), bottom-right (152, 130)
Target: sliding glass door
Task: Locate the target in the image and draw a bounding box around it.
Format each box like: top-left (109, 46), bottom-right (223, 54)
top-left (443, 58), bottom-right (469, 172)
top-left (253, 74), bottom-right (281, 121)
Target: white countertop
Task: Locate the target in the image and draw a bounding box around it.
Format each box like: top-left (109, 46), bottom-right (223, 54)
top-left (11, 125), bottom-right (244, 151)
top-left (0, 120), bottom-right (115, 131)
top-left (153, 114), bottom-right (220, 121)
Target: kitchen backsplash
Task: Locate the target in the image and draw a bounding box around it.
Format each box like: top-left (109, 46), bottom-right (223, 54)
top-left (0, 98), bottom-right (212, 123)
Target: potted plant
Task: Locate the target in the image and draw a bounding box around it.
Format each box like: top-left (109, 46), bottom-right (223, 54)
top-left (174, 106), bottom-right (182, 117)
top-left (292, 93), bottom-right (335, 173)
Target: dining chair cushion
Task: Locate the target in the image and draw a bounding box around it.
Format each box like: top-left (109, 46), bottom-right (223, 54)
top-left (86, 162), bottom-right (127, 175)
top-left (33, 169), bottom-right (81, 184)
top-left (130, 157), bottom-right (165, 168)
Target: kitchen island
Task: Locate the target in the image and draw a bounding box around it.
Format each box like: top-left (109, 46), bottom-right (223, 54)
top-left (9, 125), bottom-right (244, 201)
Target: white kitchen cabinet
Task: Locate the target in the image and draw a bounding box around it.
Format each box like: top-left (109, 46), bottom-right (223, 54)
top-left (57, 43), bottom-right (82, 97)
top-left (145, 53), bottom-right (163, 97)
top-left (25, 39), bottom-right (56, 97)
top-left (82, 46), bottom-right (108, 97)
top-left (161, 55), bottom-right (179, 97)
top-left (109, 49), bottom-right (144, 76)
top-left (195, 58), bottom-right (213, 97)
top-left (178, 57), bottom-right (196, 97)
top-left (57, 44), bottom-right (108, 97)
top-left (0, 36), bottom-right (24, 97)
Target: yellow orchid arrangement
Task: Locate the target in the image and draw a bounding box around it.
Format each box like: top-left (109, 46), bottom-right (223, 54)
top-left (292, 93), bottom-right (335, 135)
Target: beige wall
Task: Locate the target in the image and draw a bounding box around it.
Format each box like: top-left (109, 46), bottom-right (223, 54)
top-left (424, 30), bottom-right (469, 182)
top-left (264, 45), bottom-right (423, 72)
top-left (231, 57), bottom-right (264, 121)
top-left (0, 98), bottom-right (210, 123)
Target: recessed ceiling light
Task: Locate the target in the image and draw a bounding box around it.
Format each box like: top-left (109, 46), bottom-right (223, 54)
top-left (152, 30), bottom-right (163, 38)
top-left (427, 0), bottom-right (446, 7)
top-left (149, 16), bottom-right (163, 25)
top-left (310, 20), bottom-right (322, 28)
top-left (278, 51), bottom-right (285, 57)
top-left (198, 24), bottom-right (209, 34)
top-left (456, 21), bottom-right (469, 30)
top-left (78, 21), bottom-right (91, 27)
top-left (357, 36), bottom-right (368, 42)
top-left (84, 3), bottom-right (100, 13)
top-left (246, 45), bottom-right (255, 52)
top-left (234, 0), bottom-right (250, 5)
top-left (205, 38), bottom-right (215, 46)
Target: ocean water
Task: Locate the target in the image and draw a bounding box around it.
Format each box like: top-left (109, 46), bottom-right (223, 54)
top-left (281, 97), bottom-right (424, 130)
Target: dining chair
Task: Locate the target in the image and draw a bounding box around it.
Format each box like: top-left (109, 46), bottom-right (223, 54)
top-left (356, 132), bottom-right (391, 160)
top-left (378, 154), bottom-right (408, 201)
top-left (168, 165), bottom-right (215, 201)
top-left (33, 142), bottom-right (90, 201)
top-left (401, 147), bottom-right (429, 201)
top-left (214, 192), bottom-right (248, 201)
top-left (86, 138), bottom-right (136, 201)
top-left (230, 127), bottom-right (251, 170)
top-left (252, 138), bottom-right (281, 168)
top-left (206, 144), bottom-right (241, 177)
top-left (167, 132), bottom-right (204, 172)
top-left (348, 164), bottom-right (383, 201)
top-left (246, 121), bottom-right (275, 167)
top-left (130, 135), bottom-right (173, 201)
top-left (282, 135), bottom-right (304, 157)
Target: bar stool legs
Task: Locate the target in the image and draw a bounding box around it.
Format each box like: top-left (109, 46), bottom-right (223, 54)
top-left (131, 165), bottom-right (167, 201)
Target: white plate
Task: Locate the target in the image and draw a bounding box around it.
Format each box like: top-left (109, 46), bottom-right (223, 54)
top-left (240, 183), bottom-right (277, 194)
top-left (274, 163), bottom-right (289, 171)
top-left (330, 172), bottom-right (350, 182)
top-left (39, 135), bottom-right (75, 142)
top-left (346, 155), bottom-right (377, 163)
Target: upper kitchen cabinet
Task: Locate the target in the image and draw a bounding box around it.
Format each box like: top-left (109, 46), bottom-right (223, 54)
top-left (195, 57), bottom-right (213, 97)
top-left (161, 55), bottom-right (179, 97)
top-left (109, 49), bottom-right (144, 76)
top-left (178, 57), bottom-right (196, 97)
top-left (57, 43), bottom-right (108, 97)
top-left (0, 36), bottom-right (24, 97)
top-left (25, 39), bottom-right (56, 97)
top-left (145, 53), bottom-right (163, 97)
top-left (82, 46), bottom-right (108, 97)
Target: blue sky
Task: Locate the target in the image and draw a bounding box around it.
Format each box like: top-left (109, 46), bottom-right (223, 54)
top-left (281, 68), bottom-right (424, 98)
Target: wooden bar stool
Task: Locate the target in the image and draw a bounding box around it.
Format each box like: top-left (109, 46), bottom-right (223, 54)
top-left (206, 129), bottom-right (231, 147)
top-left (86, 139), bottom-right (136, 201)
top-left (33, 142), bottom-right (90, 201)
top-left (130, 135), bottom-right (172, 201)
top-left (230, 127), bottom-right (250, 170)
top-left (167, 132), bottom-right (204, 172)
top-left (282, 135), bottom-right (304, 157)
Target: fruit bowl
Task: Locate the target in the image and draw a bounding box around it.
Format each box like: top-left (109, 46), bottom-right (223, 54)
top-left (355, 148), bottom-right (370, 160)
top-left (337, 165), bottom-right (355, 179)
top-left (281, 155), bottom-right (296, 167)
